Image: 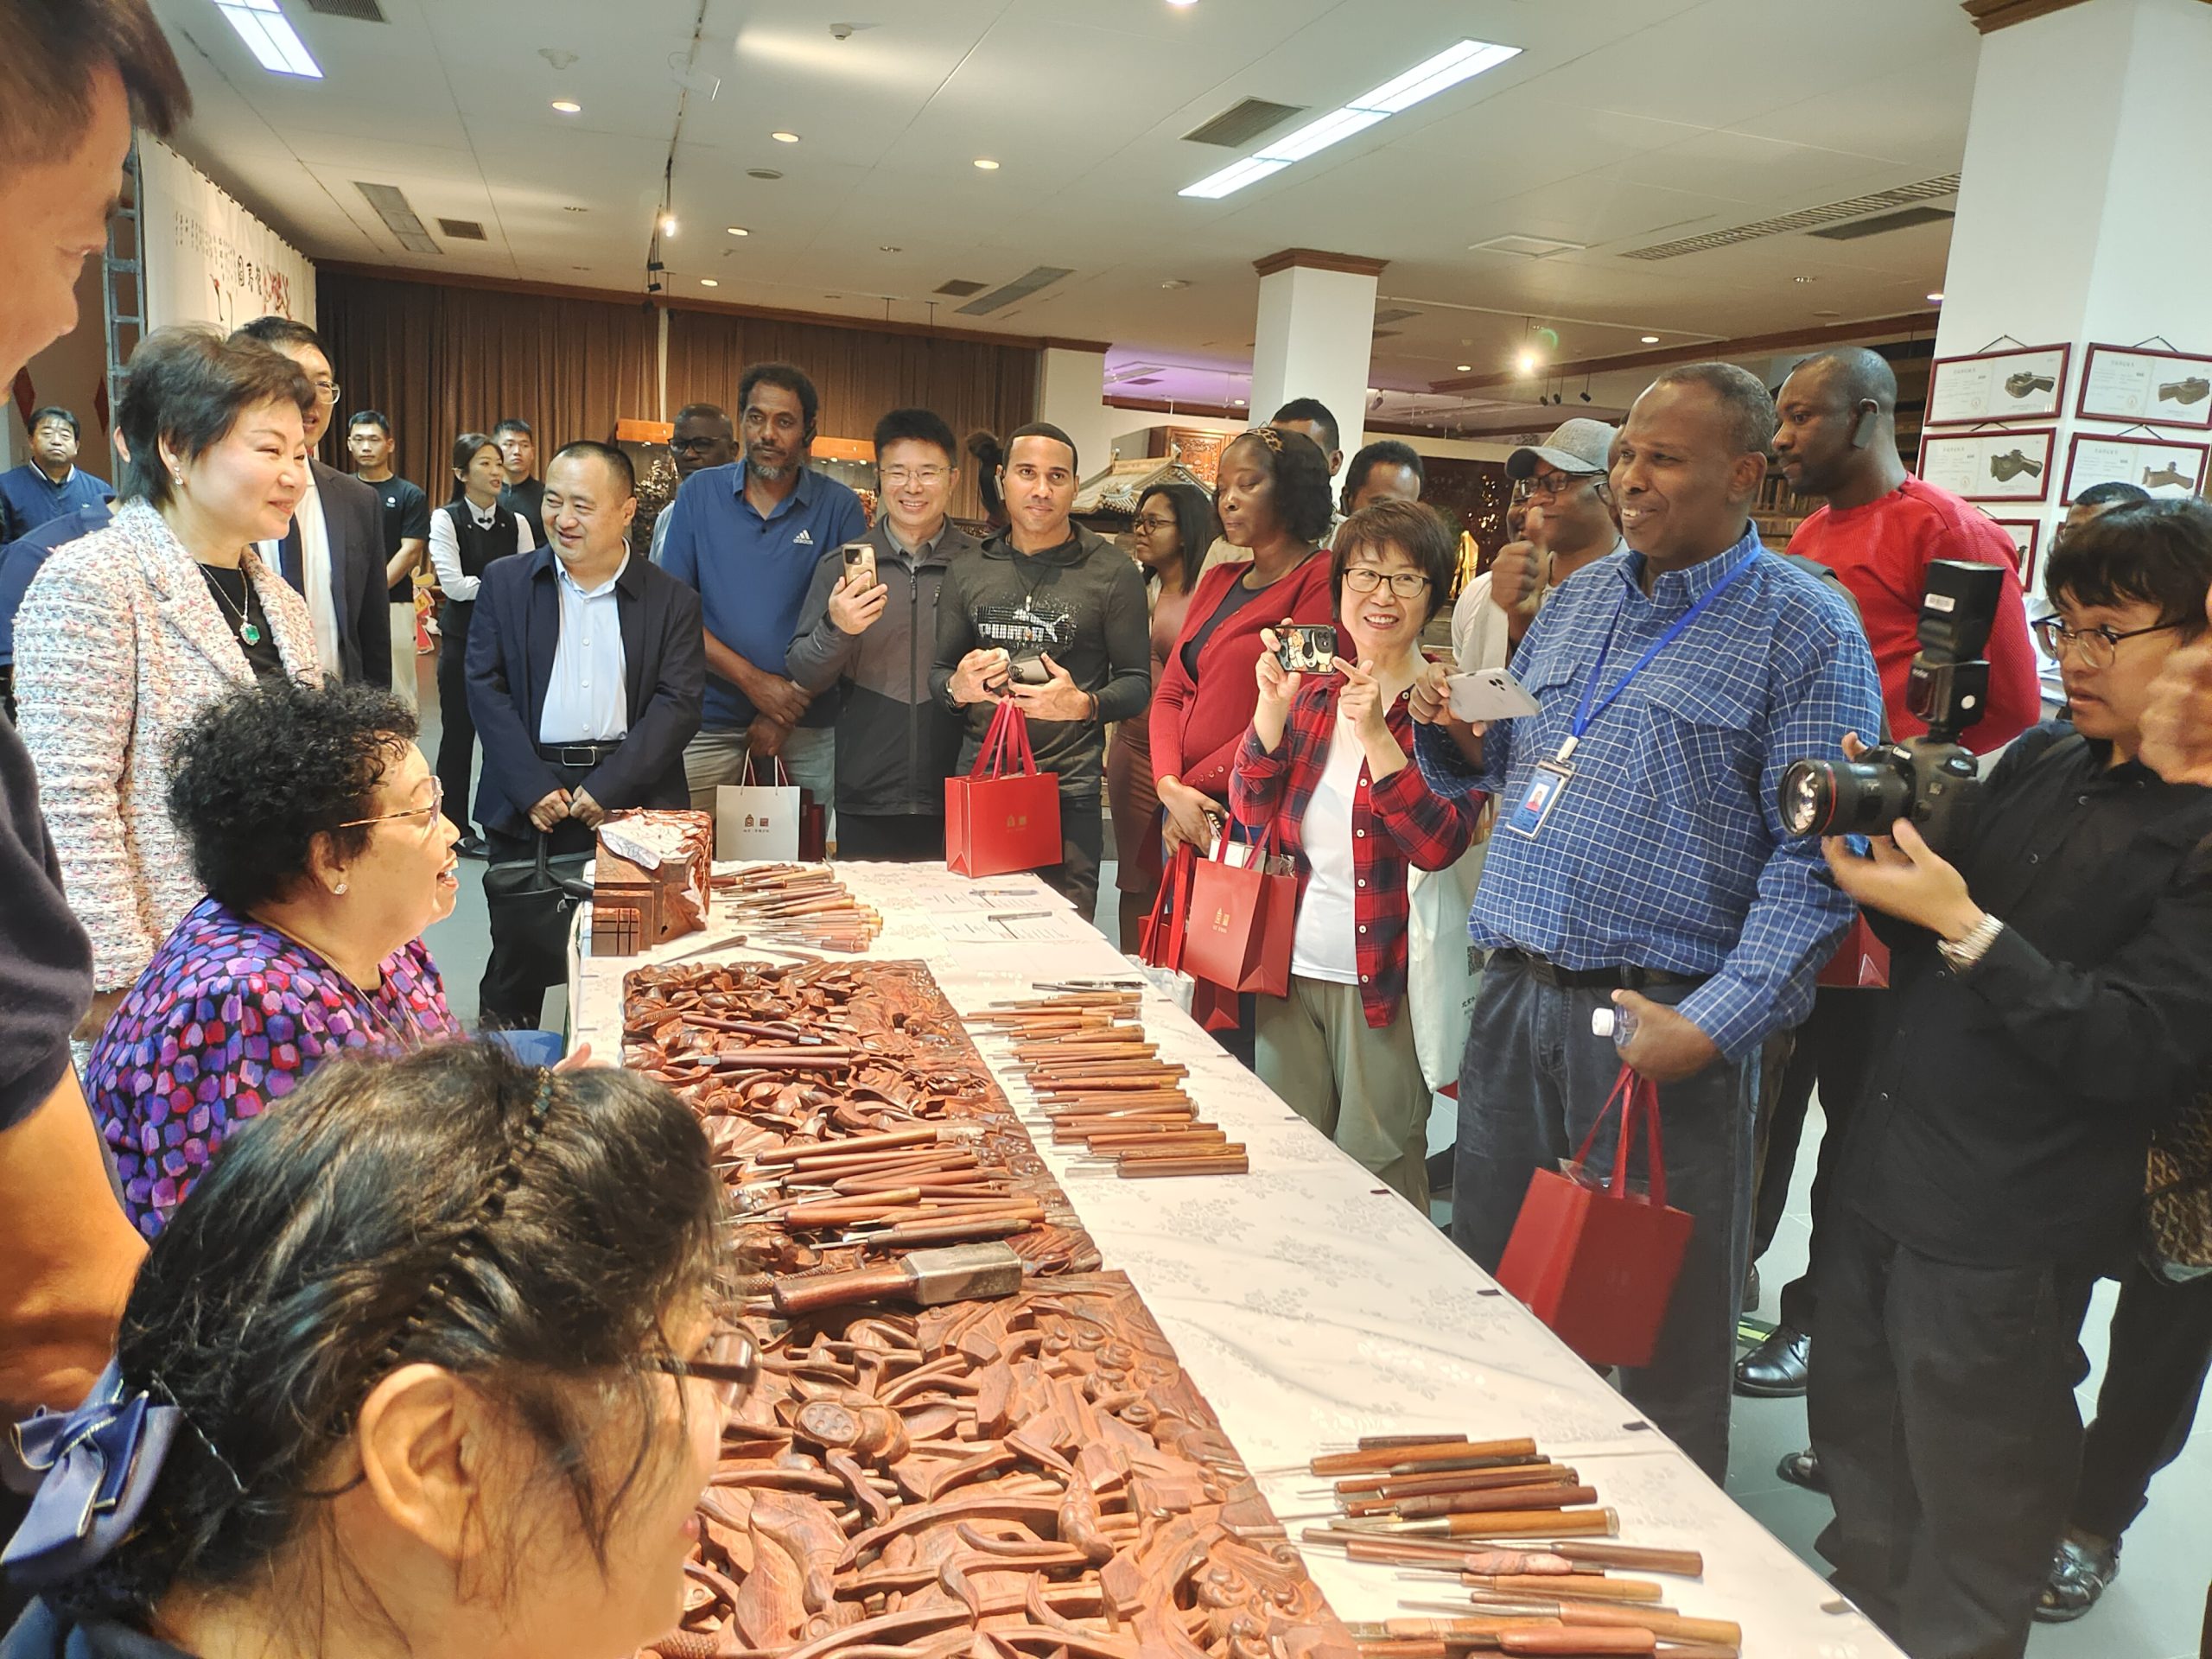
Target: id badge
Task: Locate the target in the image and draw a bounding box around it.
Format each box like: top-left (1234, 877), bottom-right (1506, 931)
top-left (1504, 759), bottom-right (1576, 838)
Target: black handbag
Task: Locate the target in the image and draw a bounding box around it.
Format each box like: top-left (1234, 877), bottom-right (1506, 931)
top-left (482, 831), bottom-right (595, 994)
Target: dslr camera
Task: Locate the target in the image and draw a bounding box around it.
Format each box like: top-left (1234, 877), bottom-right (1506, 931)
top-left (1778, 560), bottom-right (2002, 855)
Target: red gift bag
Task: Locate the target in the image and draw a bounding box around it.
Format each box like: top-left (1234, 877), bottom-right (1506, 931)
top-left (1815, 912), bottom-right (1890, 988)
top-left (1181, 825), bottom-right (1295, 1000)
top-left (1495, 1065), bottom-right (1694, 1370)
top-left (944, 700), bottom-right (1062, 878)
top-left (1138, 843), bottom-right (1195, 972)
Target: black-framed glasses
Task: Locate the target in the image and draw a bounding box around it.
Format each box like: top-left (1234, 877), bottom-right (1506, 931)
top-left (1131, 512), bottom-right (1178, 533)
top-left (670, 435), bottom-right (727, 454)
top-left (1512, 469), bottom-right (1602, 502)
top-left (2031, 617), bottom-right (2182, 669)
top-left (336, 778), bottom-right (444, 841)
top-left (1343, 566), bottom-right (1433, 599)
top-left (644, 1328), bottom-right (759, 1416)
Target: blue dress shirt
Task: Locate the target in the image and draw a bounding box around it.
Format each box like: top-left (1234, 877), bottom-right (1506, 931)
top-left (658, 463), bottom-right (867, 730)
top-left (1416, 526), bottom-right (1885, 1060)
top-left (537, 553), bottom-right (632, 744)
top-left (0, 465), bottom-right (115, 543)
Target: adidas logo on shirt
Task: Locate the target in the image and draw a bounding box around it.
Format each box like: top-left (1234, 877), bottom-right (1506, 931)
top-left (794, 530), bottom-right (814, 545)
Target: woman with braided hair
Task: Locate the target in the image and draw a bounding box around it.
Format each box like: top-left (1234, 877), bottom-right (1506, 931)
top-left (0, 1042), bottom-right (747, 1659)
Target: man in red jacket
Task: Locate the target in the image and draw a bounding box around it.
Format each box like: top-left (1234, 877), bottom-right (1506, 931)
top-left (1734, 346), bottom-right (2044, 1427)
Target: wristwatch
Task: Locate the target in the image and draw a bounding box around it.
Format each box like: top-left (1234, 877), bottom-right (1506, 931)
top-left (1937, 912), bottom-right (2005, 972)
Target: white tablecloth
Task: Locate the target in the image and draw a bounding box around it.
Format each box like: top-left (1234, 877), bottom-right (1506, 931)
top-left (569, 861), bottom-right (1901, 1659)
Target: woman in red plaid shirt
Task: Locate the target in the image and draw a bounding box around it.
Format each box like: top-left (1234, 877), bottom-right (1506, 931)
top-left (1231, 500), bottom-right (1481, 1206)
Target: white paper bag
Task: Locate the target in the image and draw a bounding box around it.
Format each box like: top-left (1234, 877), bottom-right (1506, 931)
top-left (1408, 838), bottom-right (1486, 1095)
top-left (715, 756), bottom-right (800, 862)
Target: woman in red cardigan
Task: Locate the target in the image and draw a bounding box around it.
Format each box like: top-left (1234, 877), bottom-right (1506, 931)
top-left (1150, 427), bottom-right (1338, 854)
top-left (1230, 501), bottom-right (1478, 1207)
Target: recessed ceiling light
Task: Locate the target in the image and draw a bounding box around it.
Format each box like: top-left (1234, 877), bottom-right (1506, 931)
top-left (699, 277), bottom-right (719, 287)
top-left (880, 245), bottom-right (902, 252)
top-left (1455, 364), bottom-right (1473, 372)
top-left (1168, 0), bottom-right (1198, 7)
top-left (974, 157), bottom-right (1001, 170)
top-left (1640, 334), bottom-right (1660, 344)
top-left (725, 226), bottom-right (749, 237)
top-left (1181, 37), bottom-right (1519, 199)
top-left (551, 99), bottom-right (582, 114)
top-left (214, 0), bottom-right (323, 78)
top-left (1927, 290), bottom-right (1945, 302)
top-left (1792, 274), bottom-right (1816, 283)
top-left (772, 130), bottom-right (801, 143)
top-left (1231, 397), bottom-right (1246, 405)
top-left (1160, 278), bottom-right (1190, 290)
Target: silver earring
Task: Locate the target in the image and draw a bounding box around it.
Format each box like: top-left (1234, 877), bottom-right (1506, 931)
top-left (333, 880), bottom-right (348, 894)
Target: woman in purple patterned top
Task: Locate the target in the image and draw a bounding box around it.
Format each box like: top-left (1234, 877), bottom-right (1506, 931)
top-left (86, 680), bottom-right (465, 1235)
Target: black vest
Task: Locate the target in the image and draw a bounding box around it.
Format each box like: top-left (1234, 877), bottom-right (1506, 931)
top-left (444, 500), bottom-right (521, 582)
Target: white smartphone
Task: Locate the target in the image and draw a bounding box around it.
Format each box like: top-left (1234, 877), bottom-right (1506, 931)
top-left (1446, 668), bottom-right (1542, 721)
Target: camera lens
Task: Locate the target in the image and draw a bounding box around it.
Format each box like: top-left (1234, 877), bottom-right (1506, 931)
top-left (1778, 755), bottom-right (1915, 837)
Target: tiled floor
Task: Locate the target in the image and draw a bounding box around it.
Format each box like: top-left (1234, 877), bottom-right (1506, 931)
top-left (414, 662), bottom-right (2208, 1656)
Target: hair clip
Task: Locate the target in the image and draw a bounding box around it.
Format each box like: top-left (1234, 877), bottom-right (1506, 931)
top-left (1247, 425), bottom-right (1285, 453)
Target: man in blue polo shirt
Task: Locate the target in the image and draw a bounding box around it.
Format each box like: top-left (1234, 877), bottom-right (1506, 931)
top-left (0, 406), bottom-right (114, 543)
top-left (661, 361), bottom-right (866, 813)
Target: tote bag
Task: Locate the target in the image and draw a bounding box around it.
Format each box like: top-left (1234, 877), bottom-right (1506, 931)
top-left (716, 752), bottom-right (802, 863)
top-left (945, 700), bottom-right (1062, 877)
top-left (1181, 823), bottom-right (1295, 1000)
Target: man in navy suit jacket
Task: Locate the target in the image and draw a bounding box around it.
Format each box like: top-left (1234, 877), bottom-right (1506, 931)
top-left (466, 440), bottom-right (703, 1027)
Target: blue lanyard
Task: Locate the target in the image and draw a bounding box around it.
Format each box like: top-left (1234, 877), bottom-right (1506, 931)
top-left (1562, 546), bottom-right (1763, 756)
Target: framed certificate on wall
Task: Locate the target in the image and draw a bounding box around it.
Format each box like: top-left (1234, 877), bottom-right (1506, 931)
top-left (2061, 431), bottom-right (2210, 502)
top-left (2076, 344), bottom-right (2212, 429)
top-left (1917, 428), bottom-right (2056, 501)
top-left (1986, 518), bottom-right (2042, 588)
top-left (1925, 345), bottom-right (2071, 425)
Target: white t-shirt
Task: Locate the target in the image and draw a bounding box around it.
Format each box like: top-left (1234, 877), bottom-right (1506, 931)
top-left (1290, 711), bottom-right (1366, 984)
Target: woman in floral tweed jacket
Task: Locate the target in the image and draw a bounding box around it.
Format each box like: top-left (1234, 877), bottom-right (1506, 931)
top-left (13, 327), bottom-right (320, 1022)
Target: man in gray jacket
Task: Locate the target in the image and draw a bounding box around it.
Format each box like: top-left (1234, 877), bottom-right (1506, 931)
top-left (788, 408), bottom-right (977, 860)
top-left (931, 423), bottom-right (1150, 916)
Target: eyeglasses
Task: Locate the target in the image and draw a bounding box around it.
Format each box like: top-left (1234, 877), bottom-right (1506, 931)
top-left (1343, 566), bottom-right (1433, 599)
top-left (880, 466), bottom-right (950, 487)
top-left (337, 777), bottom-right (444, 839)
top-left (2031, 617), bottom-right (2182, 668)
top-left (670, 435), bottom-right (727, 454)
top-left (1131, 513), bottom-right (1178, 533)
top-left (1512, 469), bottom-right (1602, 502)
top-left (645, 1328), bottom-right (760, 1418)
top-left (313, 381), bottom-right (341, 404)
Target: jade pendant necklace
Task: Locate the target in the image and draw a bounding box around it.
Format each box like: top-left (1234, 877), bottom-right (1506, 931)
top-left (201, 563), bottom-right (263, 646)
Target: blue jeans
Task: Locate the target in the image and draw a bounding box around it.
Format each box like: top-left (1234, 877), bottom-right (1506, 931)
top-left (1452, 952), bottom-right (1759, 1482)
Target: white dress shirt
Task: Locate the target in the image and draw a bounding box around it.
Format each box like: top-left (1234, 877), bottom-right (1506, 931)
top-left (428, 499), bottom-right (534, 603)
top-left (257, 477), bottom-right (338, 674)
top-left (538, 552), bottom-right (632, 744)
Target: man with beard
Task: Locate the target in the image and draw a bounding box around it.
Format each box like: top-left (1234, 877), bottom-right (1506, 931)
top-left (648, 401), bottom-right (734, 564)
top-left (660, 363), bottom-right (865, 810)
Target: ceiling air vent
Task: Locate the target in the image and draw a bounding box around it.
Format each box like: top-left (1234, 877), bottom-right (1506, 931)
top-left (1809, 206), bottom-right (1955, 241)
top-left (1471, 234), bottom-right (1585, 258)
top-left (304, 0), bottom-right (387, 17)
top-left (1182, 98), bottom-right (1306, 149)
top-left (437, 218), bottom-right (487, 241)
top-left (1373, 307), bottom-right (1421, 327)
top-left (1122, 376), bottom-right (1163, 386)
top-left (354, 181), bottom-right (439, 255)
top-left (934, 279), bottom-right (988, 297)
top-left (1623, 174), bottom-right (1961, 260)
top-left (956, 266), bottom-right (1074, 316)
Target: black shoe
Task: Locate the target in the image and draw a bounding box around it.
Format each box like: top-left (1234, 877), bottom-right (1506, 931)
top-left (1742, 1262), bottom-right (1762, 1313)
top-left (1777, 1447), bottom-right (1826, 1493)
top-left (456, 834), bottom-right (488, 861)
top-left (1734, 1325), bottom-right (1810, 1396)
top-left (2035, 1535), bottom-right (2119, 1623)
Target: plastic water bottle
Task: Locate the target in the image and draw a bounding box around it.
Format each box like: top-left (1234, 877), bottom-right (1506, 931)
top-left (1591, 1003), bottom-right (1637, 1051)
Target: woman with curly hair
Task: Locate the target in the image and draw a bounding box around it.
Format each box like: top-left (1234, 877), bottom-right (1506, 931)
top-left (83, 678), bottom-right (464, 1237)
top-left (2, 1042), bottom-right (741, 1659)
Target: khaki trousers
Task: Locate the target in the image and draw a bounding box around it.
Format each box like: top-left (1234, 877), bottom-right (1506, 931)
top-left (1256, 976), bottom-right (1430, 1211)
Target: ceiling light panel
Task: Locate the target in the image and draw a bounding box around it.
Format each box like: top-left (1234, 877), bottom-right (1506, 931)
top-left (215, 0), bottom-right (323, 78)
top-left (1180, 38), bottom-right (1518, 200)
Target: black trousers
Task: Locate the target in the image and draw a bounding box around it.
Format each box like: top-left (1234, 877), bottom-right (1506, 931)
top-left (1750, 986), bottom-right (1883, 1332)
top-left (1039, 793), bottom-right (1105, 922)
top-left (480, 816), bottom-right (594, 1031)
top-left (2069, 1255), bottom-right (2212, 1542)
top-left (435, 601), bottom-right (478, 836)
top-left (835, 811), bottom-right (944, 862)
top-left (1808, 1204), bottom-right (2098, 1659)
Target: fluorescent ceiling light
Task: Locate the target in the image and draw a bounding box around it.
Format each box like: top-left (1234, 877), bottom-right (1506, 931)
top-left (1179, 37), bottom-right (1516, 199)
top-left (214, 0), bottom-right (323, 79)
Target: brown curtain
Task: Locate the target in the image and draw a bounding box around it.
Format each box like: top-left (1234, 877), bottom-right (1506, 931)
top-left (317, 270), bottom-right (656, 499)
top-left (664, 305), bottom-right (1038, 521)
top-left (315, 270), bottom-right (1042, 522)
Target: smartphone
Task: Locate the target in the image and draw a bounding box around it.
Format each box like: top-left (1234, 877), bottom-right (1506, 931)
top-left (1007, 650), bottom-right (1053, 686)
top-left (1446, 667), bottom-right (1542, 721)
top-left (1275, 624), bottom-right (1338, 675)
top-left (840, 541), bottom-right (877, 587)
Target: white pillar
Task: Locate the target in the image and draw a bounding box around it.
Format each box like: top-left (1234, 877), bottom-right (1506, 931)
top-left (1249, 249), bottom-right (1387, 486)
top-left (1035, 342), bottom-right (1120, 482)
top-left (1933, 0), bottom-right (2212, 550)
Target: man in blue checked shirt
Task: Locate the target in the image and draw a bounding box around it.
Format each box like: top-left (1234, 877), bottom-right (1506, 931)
top-left (1411, 361), bottom-right (1882, 1482)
